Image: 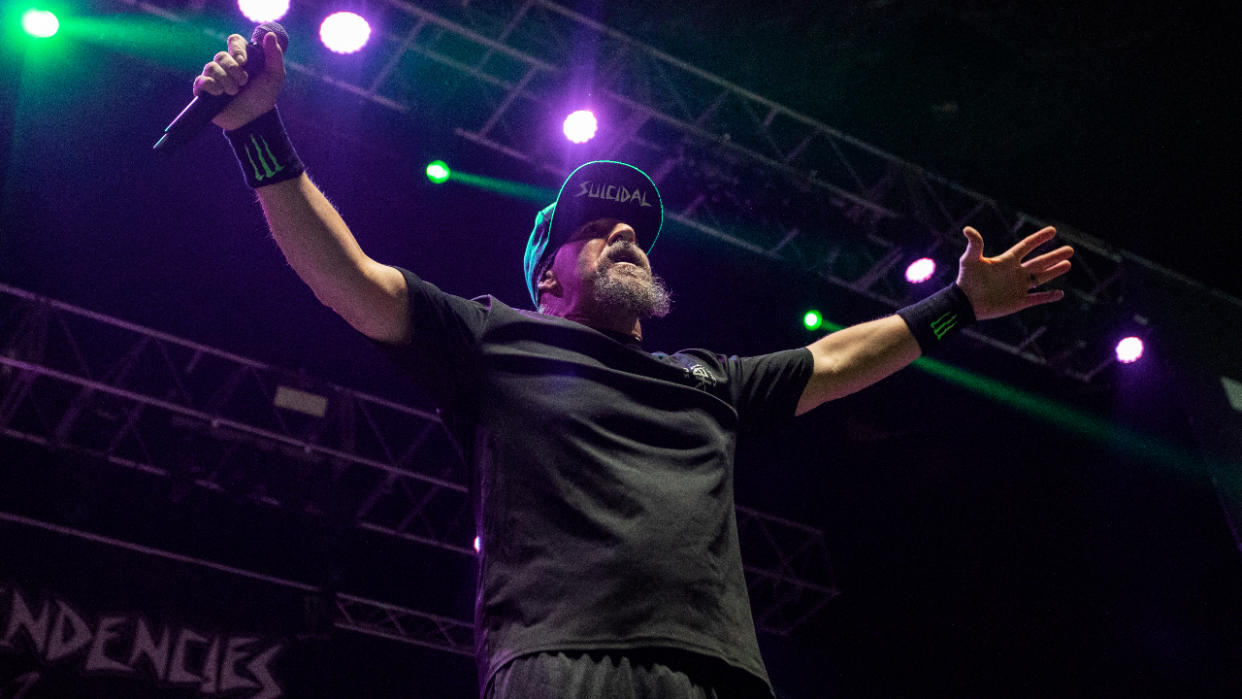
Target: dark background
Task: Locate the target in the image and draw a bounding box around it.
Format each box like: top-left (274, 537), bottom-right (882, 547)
top-left (2, 1), bottom-right (1240, 697)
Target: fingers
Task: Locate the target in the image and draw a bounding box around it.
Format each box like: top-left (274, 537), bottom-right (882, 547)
top-left (262, 31), bottom-right (286, 77)
top-left (213, 50), bottom-right (249, 92)
top-left (1022, 242), bottom-right (1074, 290)
top-left (1022, 288), bottom-right (1066, 308)
top-left (960, 226), bottom-right (985, 261)
top-left (197, 60), bottom-right (239, 96)
top-left (1006, 226), bottom-right (1057, 261)
top-left (227, 34), bottom-right (249, 65)
top-left (1021, 245), bottom-right (1074, 287)
top-left (1029, 259), bottom-right (1072, 287)
top-left (192, 74), bottom-right (220, 97)
top-left (194, 61), bottom-right (231, 96)
top-left (1022, 244), bottom-right (1074, 269)
top-left (194, 36), bottom-right (250, 97)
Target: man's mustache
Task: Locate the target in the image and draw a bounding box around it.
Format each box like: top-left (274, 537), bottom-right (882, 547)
top-left (600, 242), bottom-right (650, 272)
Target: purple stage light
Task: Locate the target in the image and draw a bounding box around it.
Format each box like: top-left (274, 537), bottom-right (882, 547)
top-left (905, 257), bottom-right (936, 284)
top-left (563, 110), bottom-right (598, 144)
top-left (473, 536), bottom-right (481, 553)
top-left (238, 0), bottom-right (289, 23)
top-left (320, 11), bottom-right (371, 54)
top-left (1116, 336), bottom-right (1144, 364)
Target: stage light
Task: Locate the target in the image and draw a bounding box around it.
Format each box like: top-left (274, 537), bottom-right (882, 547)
top-left (319, 11), bottom-right (370, 54)
top-left (238, 0), bottom-right (290, 23)
top-left (21, 8), bottom-right (59, 38)
top-left (905, 257), bottom-right (936, 284)
top-left (803, 309), bottom-right (823, 331)
top-left (473, 536), bottom-right (481, 553)
top-left (1116, 336), bottom-right (1144, 364)
top-left (562, 110), bottom-right (598, 144)
top-left (426, 160), bottom-right (450, 184)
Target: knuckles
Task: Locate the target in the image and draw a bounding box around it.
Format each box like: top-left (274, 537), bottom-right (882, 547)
top-left (196, 38), bottom-right (281, 98)
top-left (226, 35), bottom-right (249, 63)
top-left (193, 76), bottom-right (221, 96)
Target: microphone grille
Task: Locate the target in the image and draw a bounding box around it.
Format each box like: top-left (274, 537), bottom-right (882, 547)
top-left (252, 21), bottom-right (290, 50)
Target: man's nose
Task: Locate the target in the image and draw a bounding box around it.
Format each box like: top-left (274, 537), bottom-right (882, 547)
top-left (606, 224), bottom-right (637, 246)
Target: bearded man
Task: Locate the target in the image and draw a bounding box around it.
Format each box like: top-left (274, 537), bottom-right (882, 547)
top-left (193, 31), bottom-right (1073, 699)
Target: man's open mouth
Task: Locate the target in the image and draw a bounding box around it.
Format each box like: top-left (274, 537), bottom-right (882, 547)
top-left (605, 245), bottom-right (646, 270)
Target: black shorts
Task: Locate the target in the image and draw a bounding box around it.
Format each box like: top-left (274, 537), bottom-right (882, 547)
top-left (484, 648), bottom-right (772, 699)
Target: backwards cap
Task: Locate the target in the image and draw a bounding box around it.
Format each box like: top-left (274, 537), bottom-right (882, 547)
top-left (524, 160), bottom-right (663, 308)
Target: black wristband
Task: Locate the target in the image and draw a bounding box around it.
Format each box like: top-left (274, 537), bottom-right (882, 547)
top-left (225, 108), bottom-right (305, 188)
top-left (896, 283), bottom-right (977, 354)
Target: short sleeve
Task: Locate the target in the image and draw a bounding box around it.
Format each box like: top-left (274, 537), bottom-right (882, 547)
top-left (724, 348), bottom-right (814, 430)
top-left (372, 267), bottom-right (490, 409)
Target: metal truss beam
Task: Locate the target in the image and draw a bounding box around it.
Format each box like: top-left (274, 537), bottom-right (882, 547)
top-left (0, 509), bottom-right (474, 655)
top-left (0, 282), bottom-right (839, 642)
top-left (122, 0), bottom-right (1242, 382)
top-left (737, 506), bottom-right (840, 635)
top-left (0, 282), bottom-right (474, 553)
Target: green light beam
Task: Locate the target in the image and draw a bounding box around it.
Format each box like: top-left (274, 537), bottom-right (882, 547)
top-left (913, 355), bottom-right (1203, 474)
top-left (808, 315), bottom-right (1204, 474)
top-left (58, 14), bottom-right (222, 70)
top-left (446, 170), bottom-right (556, 205)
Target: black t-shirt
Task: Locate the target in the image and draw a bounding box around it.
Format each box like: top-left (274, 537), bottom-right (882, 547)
top-left (379, 268), bottom-right (814, 693)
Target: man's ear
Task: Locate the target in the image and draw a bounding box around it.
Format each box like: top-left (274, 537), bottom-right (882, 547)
top-left (537, 267), bottom-right (561, 298)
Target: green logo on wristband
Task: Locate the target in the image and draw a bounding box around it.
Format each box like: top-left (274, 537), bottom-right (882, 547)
top-left (931, 312), bottom-right (958, 340)
top-left (244, 134), bottom-right (285, 182)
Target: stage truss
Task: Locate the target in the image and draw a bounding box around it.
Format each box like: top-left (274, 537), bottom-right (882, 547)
top-left (119, 0), bottom-right (1240, 382)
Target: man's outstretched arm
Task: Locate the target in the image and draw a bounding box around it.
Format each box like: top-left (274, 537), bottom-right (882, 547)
top-left (795, 226), bottom-right (1074, 415)
top-left (251, 175), bottom-right (410, 344)
top-left (196, 32), bottom-right (410, 345)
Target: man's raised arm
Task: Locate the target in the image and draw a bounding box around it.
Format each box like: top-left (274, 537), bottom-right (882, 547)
top-left (195, 32), bottom-right (410, 345)
top-left (796, 226), bottom-right (1074, 415)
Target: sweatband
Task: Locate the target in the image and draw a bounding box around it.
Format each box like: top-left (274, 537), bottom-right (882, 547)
top-left (896, 283), bottom-right (977, 353)
top-left (225, 108), bottom-right (305, 188)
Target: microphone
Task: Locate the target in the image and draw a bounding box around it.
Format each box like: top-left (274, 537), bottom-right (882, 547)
top-left (153, 22), bottom-right (289, 152)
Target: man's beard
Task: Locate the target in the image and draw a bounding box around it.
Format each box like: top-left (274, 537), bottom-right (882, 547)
top-left (591, 258), bottom-right (673, 319)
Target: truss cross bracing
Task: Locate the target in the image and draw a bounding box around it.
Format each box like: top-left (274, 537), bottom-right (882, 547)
top-left (0, 283), bottom-right (840, 652)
